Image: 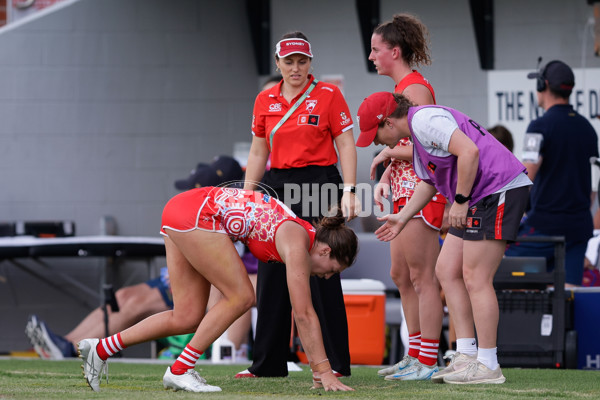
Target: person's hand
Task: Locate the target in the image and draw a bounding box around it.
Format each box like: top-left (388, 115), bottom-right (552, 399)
top-left (440, 203), bottom-right (451, 237)
top-left (373, 182), bottom-right (390, 211)
top-left (370, 150), bottom-right (391, 180)
top-left (311, 371), bottom-right (354, 392)
top-left (341, 191), bottom-right (361, 221)
top-left (448, 202), bottom-right (469, 229)
top-left (374, 213), bottom-right (406, 242)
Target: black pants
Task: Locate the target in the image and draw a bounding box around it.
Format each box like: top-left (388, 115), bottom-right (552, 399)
top-left (248, 165), bottom-right (351, 377)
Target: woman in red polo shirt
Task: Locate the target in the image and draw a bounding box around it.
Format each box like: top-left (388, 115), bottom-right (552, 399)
top-left (77, 186), bottom-right (357, 393)
top-left (238, 31), bottom-right (359, 379)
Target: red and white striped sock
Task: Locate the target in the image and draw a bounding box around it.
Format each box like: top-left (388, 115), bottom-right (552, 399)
top-left (418, 338), bottom-right (440, 366)
top-left (407, 332), bottom-right (421, 359)
top-left (95, 333), bottom-right (125, 361)
top-left (171, 344), bottom-right (203, 375)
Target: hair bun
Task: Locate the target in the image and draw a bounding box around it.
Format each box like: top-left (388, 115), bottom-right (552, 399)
top-left (319, 210), bottom-right (345, 229)
top-left (314, 208), bottom-right (358, 268)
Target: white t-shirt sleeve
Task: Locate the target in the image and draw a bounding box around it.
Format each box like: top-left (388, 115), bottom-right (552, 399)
top-left (410, 108), bottom-right (458, 156)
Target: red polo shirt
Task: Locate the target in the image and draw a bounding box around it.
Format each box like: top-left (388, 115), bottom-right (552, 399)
top-left (251, 75), bottom-right (354, 169)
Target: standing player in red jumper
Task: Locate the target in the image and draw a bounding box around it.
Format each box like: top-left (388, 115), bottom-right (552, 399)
top-left (77, 186), bottom-right (357, 393)
top-left (365, 13), bottom-right (446, 381)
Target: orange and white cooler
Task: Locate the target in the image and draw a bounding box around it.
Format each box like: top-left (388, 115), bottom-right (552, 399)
top-left (341, 279), bottom-right (386, 365)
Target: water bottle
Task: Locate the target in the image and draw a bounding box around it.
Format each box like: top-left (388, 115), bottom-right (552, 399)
top-left (211, 331), bottom-right (236, 364)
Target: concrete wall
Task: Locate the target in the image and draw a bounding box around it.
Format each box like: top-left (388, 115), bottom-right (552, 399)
top-left (1, 0), bottom-right (599, 354)
top-left (0, 0), bottom-right (259, 237)
top-left (1, 0), bottom-right (598, 237)
top-left (0, 0), bottom-right (258, 355)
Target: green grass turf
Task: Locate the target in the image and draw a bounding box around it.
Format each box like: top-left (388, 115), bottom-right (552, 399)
top-left (0, 358), bottom-right (599, 399)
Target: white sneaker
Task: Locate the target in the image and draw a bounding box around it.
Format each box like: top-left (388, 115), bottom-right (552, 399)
top-left (25, 315), bottom-right (64, 360)
top-left (443, 349), bottom-right (456, 359)
top-left (25, 315), bottom-right (48, 359)
top-left (442, 360), bottom-right (506, 384)
top-left (377, 355), bottom-right (417, 377)
top-left (430, 352), bottom-right (476, 383)
top-left (163, 367), bottom-right (222, 392)
top-left (77, 338), bottom-right (107, 392)
top-left (384, 361), bottom-right (438, 381)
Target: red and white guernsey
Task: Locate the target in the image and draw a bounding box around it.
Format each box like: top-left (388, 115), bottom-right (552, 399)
top-left (160, 187), bottom-right (316, 263)
top-left (390, 71), bottom-right (444, 204)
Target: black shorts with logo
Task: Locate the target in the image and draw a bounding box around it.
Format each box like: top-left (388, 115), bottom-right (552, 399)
top-left (448, 186), bottom-right (529, 241)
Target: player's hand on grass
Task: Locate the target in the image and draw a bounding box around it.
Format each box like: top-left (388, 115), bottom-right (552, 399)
top-left (312, 371), bottom-right (354, 391)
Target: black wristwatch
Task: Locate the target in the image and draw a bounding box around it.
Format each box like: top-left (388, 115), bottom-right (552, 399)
top-left (454, 193), bottom-right (472, 204)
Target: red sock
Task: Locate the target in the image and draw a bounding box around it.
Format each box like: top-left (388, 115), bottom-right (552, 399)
top-left (418, 337), bottom-right (440, 366)
top-left (95, 333), bottom-right (126, 361)
top-left (407, 332), bottom-right (421, 359)
top-left (171, 344), bottom-right (203, 375)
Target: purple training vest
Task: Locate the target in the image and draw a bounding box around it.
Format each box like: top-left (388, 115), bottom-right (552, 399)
top-left (408, 105), bottom-right (526, 205)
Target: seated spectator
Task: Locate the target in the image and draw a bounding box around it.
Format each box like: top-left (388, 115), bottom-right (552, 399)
top-left (25, 265), bottom-right (173, 359)
top-left (25, 155), bottom-right (257, 359)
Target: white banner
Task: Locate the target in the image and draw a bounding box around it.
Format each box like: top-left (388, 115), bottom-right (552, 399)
top-left (487, 68), bottom-right (600, 159)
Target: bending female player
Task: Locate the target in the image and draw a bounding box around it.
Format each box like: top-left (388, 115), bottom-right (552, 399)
top-left (78, 186), bottom-right (357, 393)
top-left (356, 92), bottom-right (531, 384)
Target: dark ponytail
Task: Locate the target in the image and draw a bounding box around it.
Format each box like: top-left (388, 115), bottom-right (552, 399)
top-left (314, 210), bottom-right (358, 268)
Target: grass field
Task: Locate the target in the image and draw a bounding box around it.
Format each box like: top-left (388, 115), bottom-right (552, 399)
top-left (1, 358), bottom-right (599, 399)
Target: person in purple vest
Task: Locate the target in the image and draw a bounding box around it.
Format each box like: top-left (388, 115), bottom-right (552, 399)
top-left (356, 92), bottom-right (532, 385)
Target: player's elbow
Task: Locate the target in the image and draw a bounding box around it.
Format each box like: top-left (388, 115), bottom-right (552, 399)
top-left (468, 145), bottom-right (480, 161)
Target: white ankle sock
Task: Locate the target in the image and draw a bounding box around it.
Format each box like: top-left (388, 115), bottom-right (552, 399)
top-left (477, 347), bottom-right (499, 370)
top-left (456, 338), bottom-right (477, 356)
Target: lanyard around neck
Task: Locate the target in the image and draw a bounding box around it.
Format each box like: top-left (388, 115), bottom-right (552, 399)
top-left (269, 79), bottom-right (319, 149)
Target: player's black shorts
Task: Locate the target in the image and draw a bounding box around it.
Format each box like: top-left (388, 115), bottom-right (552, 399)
top-left (448, 186), bottom-right (529, 241)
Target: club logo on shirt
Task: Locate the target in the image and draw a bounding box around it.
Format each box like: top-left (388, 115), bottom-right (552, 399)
top-left (340, 111), bottom-right (351, 126)
top-left (427, 161), bottom-right (437, 174)
top-left (269, 103), bottom-right (282, 112)
top-left (466, 217), bottom-right (481, 229)
top-left (305, 99), bottom-right (317, 113)
top-left (298, 114), bottom-right (320, 126)
top-left (470, 206), bottom-right (477, 215)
